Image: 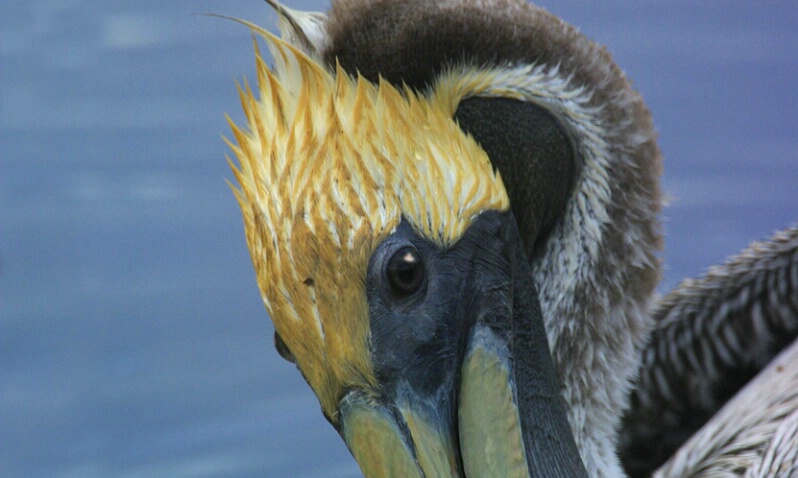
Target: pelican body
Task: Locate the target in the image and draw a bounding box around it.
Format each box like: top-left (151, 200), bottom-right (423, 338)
top-left (223, 1), bottom-right (798, 477)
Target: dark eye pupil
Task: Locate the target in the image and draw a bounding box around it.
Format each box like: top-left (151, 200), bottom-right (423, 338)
top-left (273, 331), bottom-right (295, 364)
top-left (387, 247), bottom-right (424, 297)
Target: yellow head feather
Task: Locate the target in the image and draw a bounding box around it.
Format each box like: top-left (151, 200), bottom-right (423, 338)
top-left (227, 25), bottom-right (509, 419)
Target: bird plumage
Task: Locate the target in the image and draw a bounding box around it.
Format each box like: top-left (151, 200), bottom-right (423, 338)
top-left (622, 226), bottom-right (798, 476)
top-left (224, 1), bottom-right (798, 477)
top-left (226, 24), bottom-right (510, 419)
top-left (653, 336), bottom-right (798, 477)
top-left (276, 3), bottom-right (662, 475)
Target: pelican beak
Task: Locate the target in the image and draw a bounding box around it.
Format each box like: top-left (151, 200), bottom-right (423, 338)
top-left (335, 214), bottom-right (587, 478)
top-left (339, 328), bottom-right (554, 478)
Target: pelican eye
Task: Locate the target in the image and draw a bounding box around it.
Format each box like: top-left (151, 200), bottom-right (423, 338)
top-left (273, 331), bottom-right (296, 364)
top-left (386, 247), bottom-right (424, 298)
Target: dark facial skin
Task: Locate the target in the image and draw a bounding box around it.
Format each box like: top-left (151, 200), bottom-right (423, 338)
top-left (359, 212), bottom-right (587, 477)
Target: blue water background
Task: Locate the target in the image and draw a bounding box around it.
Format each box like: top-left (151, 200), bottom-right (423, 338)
top-left (2, 1), bottom-right (796, 477)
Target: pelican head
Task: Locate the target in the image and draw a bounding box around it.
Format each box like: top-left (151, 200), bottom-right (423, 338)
top-left (227, 1), bottom-right (662, 476)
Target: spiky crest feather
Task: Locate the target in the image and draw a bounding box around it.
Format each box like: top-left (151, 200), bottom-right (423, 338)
top-left (226, 24), bottom-right (509, 418)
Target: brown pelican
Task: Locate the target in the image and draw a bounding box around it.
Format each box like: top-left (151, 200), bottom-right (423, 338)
top-left (222, 0), bottom-right (798, 476)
